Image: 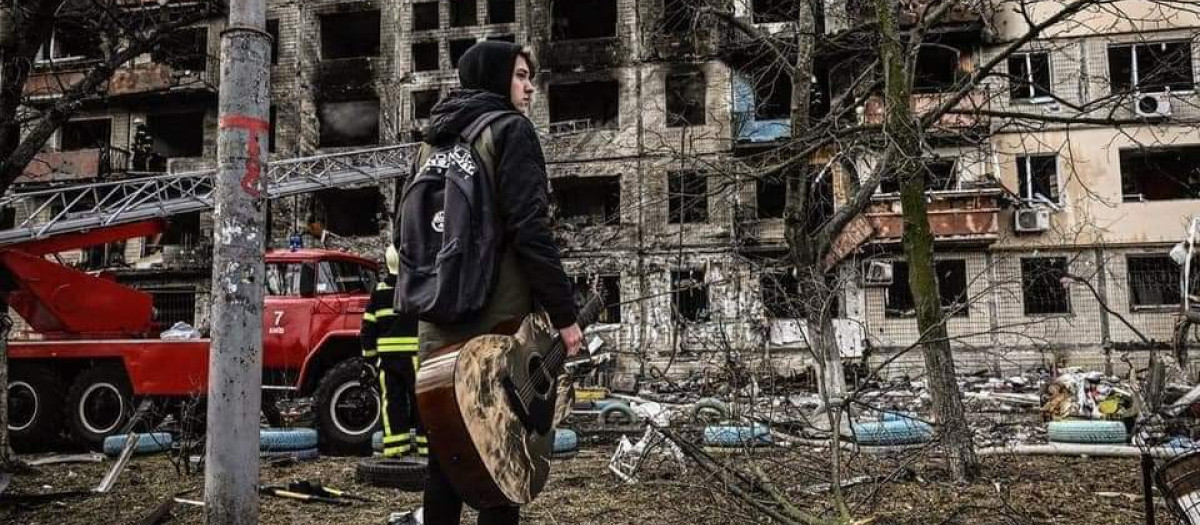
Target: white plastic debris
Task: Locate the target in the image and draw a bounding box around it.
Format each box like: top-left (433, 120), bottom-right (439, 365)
top-left (160, 321), bottom-right (202, 340)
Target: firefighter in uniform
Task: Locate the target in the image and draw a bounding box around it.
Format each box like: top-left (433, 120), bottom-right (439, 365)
top-left (361, 245), bottom-right (427, 458)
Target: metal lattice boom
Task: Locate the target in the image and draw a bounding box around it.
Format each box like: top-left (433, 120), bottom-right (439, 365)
top-left (0, 145), bottom-right (414, 245)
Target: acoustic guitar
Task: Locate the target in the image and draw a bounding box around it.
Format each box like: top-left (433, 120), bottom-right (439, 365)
top-left (415, 295), bottom-right (604, 509)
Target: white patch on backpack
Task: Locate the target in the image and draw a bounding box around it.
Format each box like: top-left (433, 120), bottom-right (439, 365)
top-left (419, 145), bottom-right (477, 179)
top-left (431, 210), bottom-right (445, 233)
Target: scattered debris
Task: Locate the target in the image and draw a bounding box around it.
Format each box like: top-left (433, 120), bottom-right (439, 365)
top-left (26, 453), bottom-right (106, 467)
top-left (259, 485), bottom-right (351, 506)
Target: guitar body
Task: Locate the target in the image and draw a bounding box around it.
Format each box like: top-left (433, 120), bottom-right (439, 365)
top-left (415, 312), bottom-right (560, 509)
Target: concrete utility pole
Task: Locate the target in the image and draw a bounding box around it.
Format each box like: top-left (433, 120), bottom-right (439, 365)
top-left (204, 0), bottom-right (271, 522)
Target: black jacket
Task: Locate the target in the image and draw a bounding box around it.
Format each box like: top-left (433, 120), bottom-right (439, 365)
top-left (421, 90), bottom-right (577, 329)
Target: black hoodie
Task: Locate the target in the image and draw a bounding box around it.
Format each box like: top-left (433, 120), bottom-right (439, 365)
top-left (420, 63), bottom-right (577, 329)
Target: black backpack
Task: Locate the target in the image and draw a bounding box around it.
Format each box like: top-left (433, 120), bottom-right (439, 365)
top-left (394, 110), bottom-right (519, 325)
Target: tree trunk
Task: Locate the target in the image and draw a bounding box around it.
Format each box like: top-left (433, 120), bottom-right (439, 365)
top-left (876, 0), bottom-right (978, 482)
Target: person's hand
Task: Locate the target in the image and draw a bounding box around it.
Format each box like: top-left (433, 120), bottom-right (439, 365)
top-left (559, 323), bottom-right (583, 357)
top-left (359, 360), bottom-right (380, 394)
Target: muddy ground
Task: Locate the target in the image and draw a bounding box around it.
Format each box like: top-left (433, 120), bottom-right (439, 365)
top-left (0, 434), bottom-right (1177, 525)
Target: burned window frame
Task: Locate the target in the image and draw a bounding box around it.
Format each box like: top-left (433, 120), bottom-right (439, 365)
top-left (412, 89), bottom-right (440, 120)
top-left (750, 0), bottom-right (801, 24)
top-left (547, 80), bottom-right (621, 131)
top-left (572, 273), bottom-right (622, 323)
top-left (752, 68), bottom-right (792, 120)
top-left (146, 110), bottom-right (207, 158)
top-left (488, 0), bottom-right (516, 24)
top-left (1107, 41), bottom-right (1196, 94)
top-left (319, 10), bottom-right (382, 60)
top-left (317, 98), bottom-right (381, 148)
top-left (312, 187), bottom-right (384, 237)
top-left (913, 44), bottom-right (965, 94)
top-left (550, 0), bottom-right (618, 41)
top-left (1007, 52), bottom-right (1053, 102)
top-left (411, 41), bottom-right (441, 72)
top-left (884, 259), bottom-right (970, 318)
top-left (665, 70), bottom-right (707, 127)
top-left (1119, 145), bottom-right (1200, 202)
top-left (760, 269), bottom-right (800, 318)
top-left (1127, 255), bottom-right (1182, 310)
top-left (152, 26), bottom-right (209, 72)
top-left (266, 19), bottom-right (280, 65)
top-left (449, 0), bottom-right (478, 27)
top-left (1020, 257), bottom-right (1071, 316)
top-left (667, 170), bottom-right (708, 224)
top-left (36, 22), bottom-right (103, 63)
top-left (59, 118), bottom-right (112, 151)
top-left (878, 158), bottom-right (959, 194)
top-left (672, 269), bottom-right (709, 323)
top-left (412, 2), bottom-right (440, 31)
top-left (551, 175), bottom-right (622, 227)
top-left (1017, 154), bottom-right (1060, 205)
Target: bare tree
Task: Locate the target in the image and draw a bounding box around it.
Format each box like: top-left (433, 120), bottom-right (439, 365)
top-left (0, 0), bottom-right (222, 470)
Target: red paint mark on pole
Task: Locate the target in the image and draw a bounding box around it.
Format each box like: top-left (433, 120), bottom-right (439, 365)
top-left (220, 115), bottom-right (270, 198)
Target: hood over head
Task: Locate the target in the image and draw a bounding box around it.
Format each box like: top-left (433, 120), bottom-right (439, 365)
top-left (457, 41), bottom-right (527, 98)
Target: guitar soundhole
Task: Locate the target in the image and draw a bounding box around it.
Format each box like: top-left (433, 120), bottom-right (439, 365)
top-left (527, 355), bottom-right (552, 397)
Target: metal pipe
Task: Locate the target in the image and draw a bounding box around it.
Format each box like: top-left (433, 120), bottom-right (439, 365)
top-left (204, 0), bottom-right (271, 522)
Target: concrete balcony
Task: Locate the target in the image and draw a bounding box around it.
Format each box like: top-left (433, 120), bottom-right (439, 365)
top-left (864, 188), bottom-right (1002, 245)
top-left (861, 90), bottom-right (990, 131)
top-left (18, 147), bottom-right (131, 184)
top-left (24, 60), bottom-right (217, 101)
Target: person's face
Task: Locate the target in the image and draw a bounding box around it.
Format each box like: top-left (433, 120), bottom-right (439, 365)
top-left (510, 55), bottom-right (534, 114)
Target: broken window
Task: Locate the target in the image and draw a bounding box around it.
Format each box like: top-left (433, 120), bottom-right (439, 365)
top-left (160, 212), bottom-right (202, 247)
top-left (668, 170), bottom-right (708, 224)
top-left (153, 27), bottom-right (208, 71)
top-left (548, 81), bottom-right (620, 131)
top-left (320, 11), bottom-right (381, 59)
top-left (450, 38), bottom-right (477, 68)
top-left (60, 119), bottom-right (111, 151)
top-left (885, 260), bottom-right (969, 317)
top-left (412, 90), bottom-right (439, 119)
top-left (878, 159), bottom-right (958, 194)
top-left (751, 0), bottom-right (801, 24)
top-left (552, 176), bottom-right (621, 226)
top-left (572, 274), bottom-right (621, 323)
top-left (147, 111), bottom-right (206, 158)
top-left (413, 2), bottom-right (440, 31)
top-left (267, 19), bottom-right (279, 65)
top-left (38, 23), bottom-right (102, 61)
top-left (318, 99), bottom-right (380, 148)
top-left (666, 70), bottom-right (707, 127)
top-left (412, 41), bottom-right (440, 71)
top-left (672, 269), bottom-right (709, 322)
top-left (1127, 255), bottom-right (1181, 309)
top-left (756, 173), bottom-right (787, 219)
top-left (1021, 257), bottom-right (1070, 315)
top-left (1108, 41), bottom-right (1195, 94)
top-left (148, 288), bottom-right (196, 331)
top-left (1120, 145), bottom-right (1200, 201)
top-left (0, 207), bottom-right (14, 230)
top-left (761, 269), bottom-right (799, 318)
top-left (1008, 52), bottom-right (1052, 101)
top-left (753, 70), bottom-right (792, 120)
top-left (1017, 155), bottom-right (1059, 204)
top-left (662, 0), bottom-right (696, 34)
top-left (551, 0), bottom-right (617, 41)
top-left (313, 187), bottom-right (383, 236)
top-left (449, 0), bottom-right (478, 27)
top-left (489, 0), bottom-right (516, 23)
top-left (913, 45), bottom-right (962, 93)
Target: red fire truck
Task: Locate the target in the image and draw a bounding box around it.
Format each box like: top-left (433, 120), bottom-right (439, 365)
top-left (5, 219), bottom-right (384, 454)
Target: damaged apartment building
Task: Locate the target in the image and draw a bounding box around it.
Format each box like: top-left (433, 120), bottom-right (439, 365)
top-left (15, 0), bottom-right (1200, 387)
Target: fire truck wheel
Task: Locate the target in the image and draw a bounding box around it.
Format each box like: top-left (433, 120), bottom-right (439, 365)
top-left (9, 365), bottom-right (67, 452)
top-left (315, 358), bottom-right (380, 456)
top-left (67, 365), bottom-right (134, 450)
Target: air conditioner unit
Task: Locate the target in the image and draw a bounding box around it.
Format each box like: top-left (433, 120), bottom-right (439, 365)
top-left (1134, 92), bottom-right (1172, 118)
top-left (863, 260), bottom-right (894, 286)
top-left (1014, 208), bottom-right (1051, 233)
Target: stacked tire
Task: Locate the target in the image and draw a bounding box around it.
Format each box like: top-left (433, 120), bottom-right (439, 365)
top-left (357, 458), bottom-right (428, 492)
top-left (261, 427), bottom-right (320, 460)
top-left (852, 416), bottom-right (933, 446)
top-left (1047, 420), bottom-right (1128, 444)
top-left (553, 428), bottom-right (579, 459)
